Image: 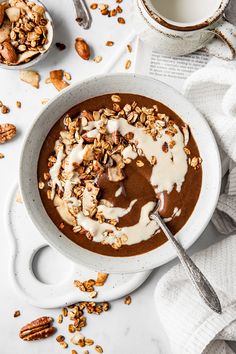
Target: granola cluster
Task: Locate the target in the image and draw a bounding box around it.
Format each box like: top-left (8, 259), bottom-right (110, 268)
top-left (39, 94), bottom-right (202, 249)
top-left (0, 0), bottom-right (49, 65)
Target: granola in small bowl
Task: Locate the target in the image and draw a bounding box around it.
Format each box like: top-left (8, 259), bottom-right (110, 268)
top-left (0, 0), bottom-right (53, 68)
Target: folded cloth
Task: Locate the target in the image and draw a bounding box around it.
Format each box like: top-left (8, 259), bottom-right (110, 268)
top-left (154, 59), bottom-right (236, 354)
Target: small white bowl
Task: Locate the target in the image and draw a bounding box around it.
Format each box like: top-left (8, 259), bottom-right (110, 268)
top-left (19, 74), bottom-right (221, 273)
top-left (0, 0), bottom-right (53, 70)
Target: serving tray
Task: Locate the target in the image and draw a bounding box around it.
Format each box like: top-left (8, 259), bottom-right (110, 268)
top-left (5, 185), bottom-right (152, 309)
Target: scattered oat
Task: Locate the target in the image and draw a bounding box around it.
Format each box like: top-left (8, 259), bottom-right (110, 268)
top-left (13, 310), bottom-right (21, 317)
top-left (125, 59), bottom-right (131, 70)
top-left (57, 314), bottom-right (63, 324)
top-left (127, 44), bottom-right (132, 53)
top-left (68, 323), bottom-right (75, 333)
top-left (0, 152), bottom-right (4, 159)
top-left (95, 345), bottom-right (103, 353)
top-left (62, 307), bottom-right (68, 317)
top-left (41, 98), bottom-right (49, 105)
top-left (16, 101), bottom-right (21, 108)
top-left (72, 350), bottom-right (78, 354)
top-left (116, 0), bottom-right (123, 3)
top-left (64, 72), bottom-right (72, 81)
top-left (89, 291), bottom-right (97, 298)
top-left (136, 160), bottom-right (144, 167)
top-left (118, 17), bottom-right (125, 24)
top-left (84, 351), bottom-right (89, 354)
top-left (38, 181), bottom-right (45, 189)
top-left (124, 295), bottom-right (132, 305)
top-left (60, 341), bottom-right (68, 349)
top-left (20, 70), bottom-right (40, 89)
top-left (56, 42), bottom-right (66, 51)
top-left (116, 5), bottom-right (123, 13)
top-left (93, 55), bottom-right (103, 63)
top-left (184, 147), bottom-right (191, 155)
top-left (15, 190), bottom-right (23, 203)
top-left (106, 41), bottom-right (114, 47)
top-left (85, 339), bottom-right (94, 346)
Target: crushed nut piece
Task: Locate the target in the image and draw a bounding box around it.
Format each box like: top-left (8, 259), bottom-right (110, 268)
top-left (127, 44), bottom-right (132, 53)
top-left (57, 314), bottom-right (63, 324)
top-left (14, 310), bottom-right (21, 317)
top-left (20, 70), bottom-right (40, 89)
top-left (90, 3), bottom-right (98, 9)
top-left (56, 335), bottom-right (65, 342)
top-left (106, 41), bottom-right (114, 46)
top-left (16, 101), bottom-right (21, 108)
top-left (117, 16), bottom-right (125, 24)
top-left (93, 55), bottom-right (102, 63)
top-left (124, 295), bottom-right (132, 305)
top-left (1, 105), bottom-right (9, 114)
top-left (0, 152), bottom-right (4, 159)
top-left (136, 160), bottom-right (144, 167)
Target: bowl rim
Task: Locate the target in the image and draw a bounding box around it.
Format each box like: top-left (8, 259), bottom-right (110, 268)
top-left (19, 73), bottom-right (222, 273)
top-left (0, 0), bottom-right (54, 70)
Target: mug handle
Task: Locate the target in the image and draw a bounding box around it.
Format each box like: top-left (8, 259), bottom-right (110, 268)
top-left (205, 19), bottom-right (236, 60)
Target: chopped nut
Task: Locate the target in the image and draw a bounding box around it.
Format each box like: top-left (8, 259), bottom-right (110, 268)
top-left (1, 105), bottom-right (9, 114)
top-left (162, 142), bottom-right (168, 153)
top-left (118, 16), bottom-right (125, 24)
top-left (14, 310), bottom-right (21, 317)
top-left (59, 222), bottom-right (65, 230)
top-left (16, 101), bottom-right (21, 108)
top-left (62, 307), bottom-right (68, 317)
top-left (116, 5), bottom-right (123, 13)
top-left (50, 70), bottom-right (69, 91)
top-left (124, 295), bottom-right (132, 305)
top-left (84, 351), bottom-right (89, 354)
top-left (68, 324), bottom-right (75, 333)
top-left (93, 55), bottom-right (102, 63)
top-left (72, 350), bottom-right (78, 354)
top-left (96, 273), bottom-right (108, 286)
top-left (106, 41), bottom-right (114, 46)
top-left (125, 59), bottom-right (131, 70)
top-left (20, 70), bottom-right (40, 89)
top-left (0, 152), bottom-right (4, 159)
top-left (95, 345), bottom-right (103, 353)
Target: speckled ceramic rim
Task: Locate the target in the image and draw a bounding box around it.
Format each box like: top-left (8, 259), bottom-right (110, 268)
top-left (140, 0), bottom-right (229, 32)
top-left (19, 74), bottom-right (221, 274)
top-left (0, 0), bottom-right (54, 70)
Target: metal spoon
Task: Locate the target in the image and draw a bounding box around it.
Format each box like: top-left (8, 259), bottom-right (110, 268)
top-left (150, 204), bottom-right (222, 314)
top-left (72, 0), bottom-right (92, 29)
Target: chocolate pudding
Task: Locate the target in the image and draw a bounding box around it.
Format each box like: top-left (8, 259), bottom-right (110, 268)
top-left (37, 93), bottom-right (202, 257)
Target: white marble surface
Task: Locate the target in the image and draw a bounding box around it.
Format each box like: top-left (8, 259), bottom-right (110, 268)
top-left (0, 0), bottom-right (234, 353)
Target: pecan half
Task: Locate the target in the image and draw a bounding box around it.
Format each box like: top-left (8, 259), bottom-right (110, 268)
top-left (0, 123), bottom-right (16, 144)
top-left (19, 316), bottom-right (55, 341)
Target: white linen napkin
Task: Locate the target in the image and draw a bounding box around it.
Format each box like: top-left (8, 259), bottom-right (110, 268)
top-left (154, 59), bottom-right (236, 354)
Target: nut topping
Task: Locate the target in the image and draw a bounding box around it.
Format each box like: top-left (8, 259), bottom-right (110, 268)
top-left (0, 123), bottom-right (16, 144)
top-left (75, 37), bottom-right (90, 60)
top-left (19, 316), bottom-right (55, 341)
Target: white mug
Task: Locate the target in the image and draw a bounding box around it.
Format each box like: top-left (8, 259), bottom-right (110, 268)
top-left (132, 0), bottom-right (236, 59)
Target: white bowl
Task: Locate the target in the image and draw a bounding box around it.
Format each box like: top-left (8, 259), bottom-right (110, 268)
top-left (0, 0), bottom-right (53, 70)
top-left (20, 74), bottom-right (221, 273)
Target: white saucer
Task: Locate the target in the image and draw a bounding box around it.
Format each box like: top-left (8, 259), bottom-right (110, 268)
top-left (5, 185), bottom-right (152, 309)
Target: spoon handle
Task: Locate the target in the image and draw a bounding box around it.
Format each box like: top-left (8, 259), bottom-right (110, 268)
top-left (150, 212), bottom-right (222, 314)
top-left (72, 0), bottom-right (92, 29)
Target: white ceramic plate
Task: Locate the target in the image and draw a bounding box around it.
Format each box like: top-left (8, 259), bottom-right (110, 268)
top-left (19, 74), bottom-right (221, 273)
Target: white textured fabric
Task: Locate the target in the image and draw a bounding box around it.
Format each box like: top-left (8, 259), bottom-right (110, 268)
top-left (155, 59), bottom-right (236, 354)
